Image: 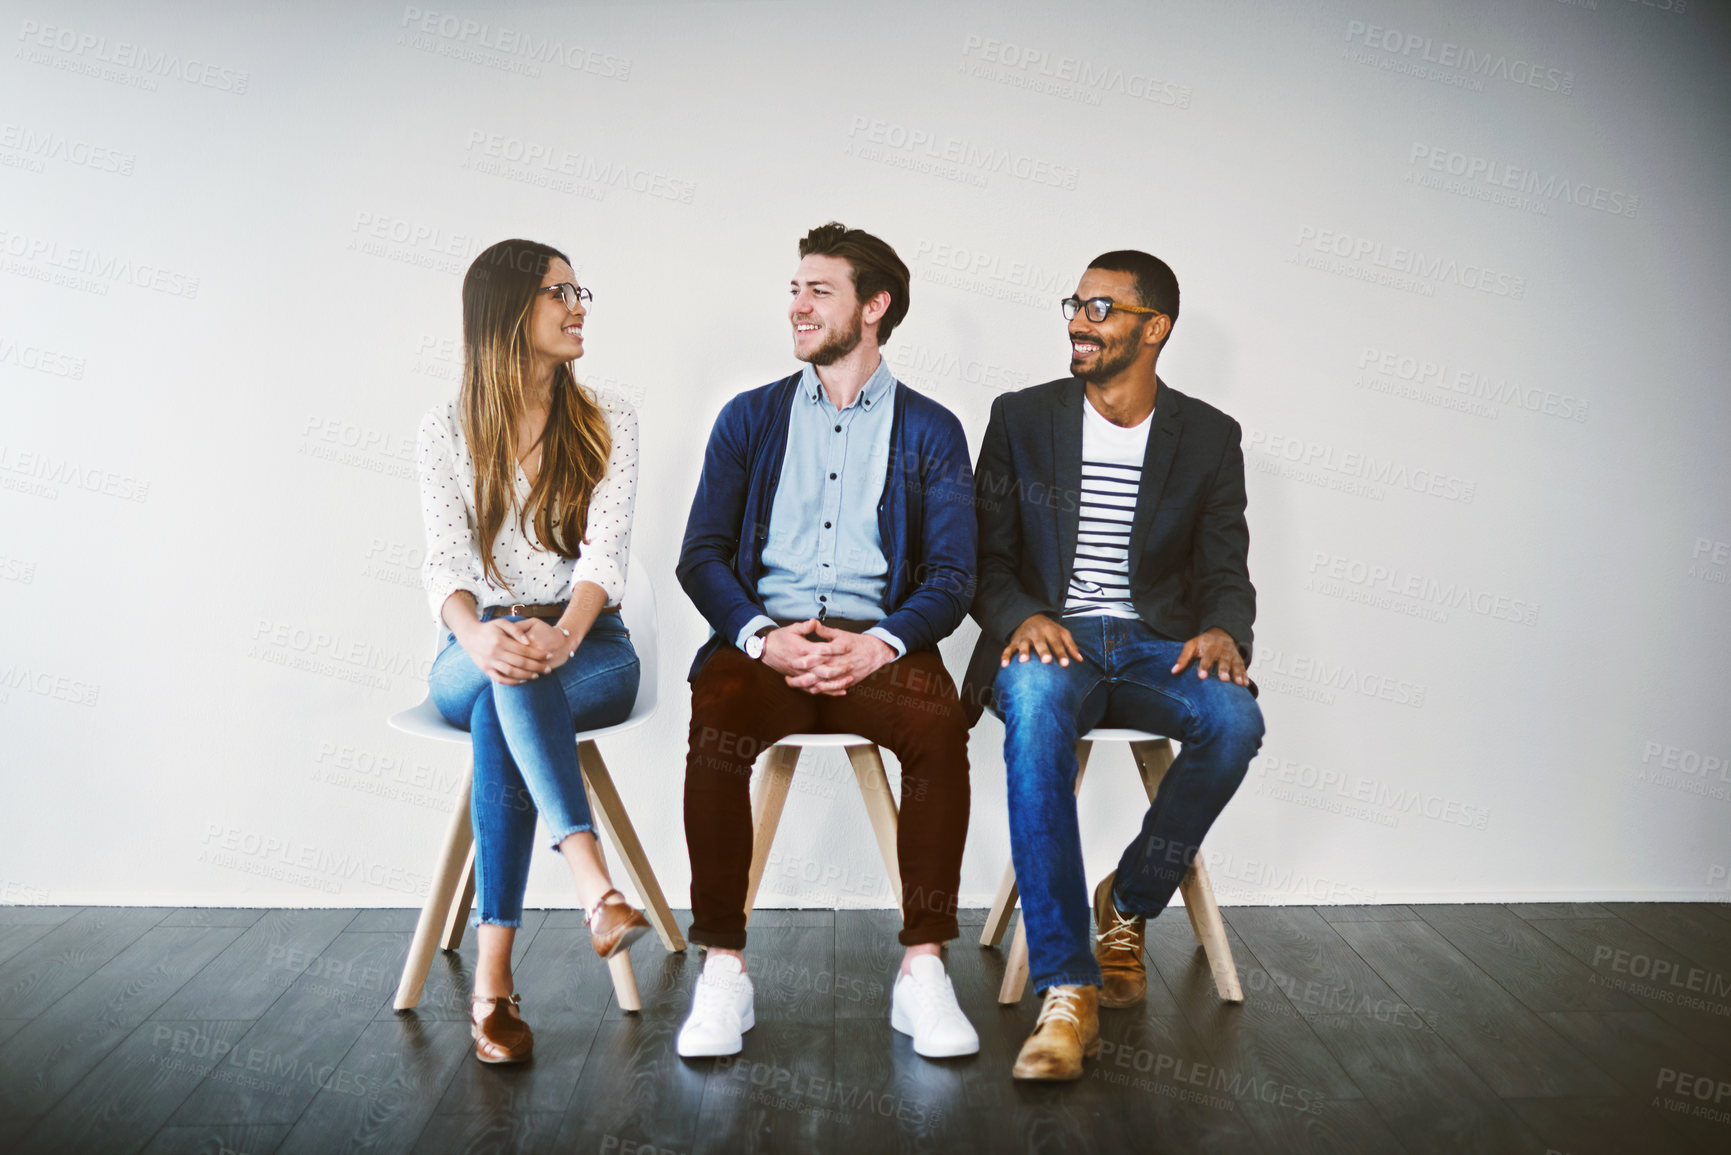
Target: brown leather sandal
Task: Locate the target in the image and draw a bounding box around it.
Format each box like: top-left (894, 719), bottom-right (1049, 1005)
top-left (585, 888), bottom-right (651, 959)
top-left (470, 993), bottom-right (533, 1064)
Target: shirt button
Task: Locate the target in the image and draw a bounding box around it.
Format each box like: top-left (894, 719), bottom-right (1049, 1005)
top-left (819, 595), bottom-right (827, 602)
top-left (834, 425), bottom-right (841, 432)
top-left (829, 472), bottom-right (837, 479)
top-left (823, 521), bottom-right (831, 529)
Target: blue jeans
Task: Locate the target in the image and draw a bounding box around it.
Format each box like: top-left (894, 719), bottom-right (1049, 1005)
top-left (428, 609), bottom-right (639, 928)
top-left (993, 615), bottom-right (1264, 993)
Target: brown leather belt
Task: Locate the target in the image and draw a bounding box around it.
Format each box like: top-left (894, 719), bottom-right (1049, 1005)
top-left (489, 601), bottom-right (620, 620)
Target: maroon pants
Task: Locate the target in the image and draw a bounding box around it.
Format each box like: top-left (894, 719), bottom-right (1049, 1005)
top-left (683, 637), bottom-right (970, 949)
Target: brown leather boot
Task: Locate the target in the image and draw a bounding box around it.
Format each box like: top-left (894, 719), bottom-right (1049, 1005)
top-left (586, 888), bottom-right (651, 959)
top-left (470, 994), bottom-right (533, 1064)
top-left (1011, 984), bottom-right (1100, 1080)
top-left (1093, 871), bottom-right (1147, 1009)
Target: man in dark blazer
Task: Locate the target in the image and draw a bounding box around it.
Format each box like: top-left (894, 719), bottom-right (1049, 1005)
top-left (966, 250), bottom-right (1264, 1081)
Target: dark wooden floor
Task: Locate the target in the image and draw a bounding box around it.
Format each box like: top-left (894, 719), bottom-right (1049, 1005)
top-left (1, 902), bottom-right (1729, 1154)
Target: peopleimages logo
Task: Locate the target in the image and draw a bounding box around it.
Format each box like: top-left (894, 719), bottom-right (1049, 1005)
top-left (1407, 144), bottom-right (1638, 219)
top-left (1356, 346), bottom-right (1589, 423)
top-left (1247, 427), bottom-right (1477, 504)
top-left (15, 19), bottom-right (251, 93)
top-left (1342, 19), bottom-right (1574, 95)
top-left (1307, 551), bottom-right (1539, 627)
top-left (1292, 226), bottom-right (1526, 300)
top-left (957, 35), bottom-right (1191, 109)
top-left (845, 116), bottom-right (1080, 190)
top-left (398, 7), bottom-right (631, 79)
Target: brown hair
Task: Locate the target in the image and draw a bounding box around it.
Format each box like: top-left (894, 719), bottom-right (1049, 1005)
top-left (458, 238), bottom-right (611, 592)
top-left (798, 221), bottom-right (911, 342)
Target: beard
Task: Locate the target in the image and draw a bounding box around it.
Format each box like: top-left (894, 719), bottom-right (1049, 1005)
top-left (1071, 333), bottom-right (1139, 383)
top-left (797, 305), bottom-right (865, 366)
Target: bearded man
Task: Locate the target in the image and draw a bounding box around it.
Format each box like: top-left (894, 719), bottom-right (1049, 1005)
top-left (964, 250), bottom-right (1264, 1080)
top-left (673, 222), bottom-right (979, 1061)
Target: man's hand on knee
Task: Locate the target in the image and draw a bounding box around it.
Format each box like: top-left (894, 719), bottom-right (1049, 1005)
top-left (1171, 627), bottom-right (1248, 686)
top-left (1001, 614), bottom-right (1082, 668)
top-left (784, 624), bottom-right (894, 696)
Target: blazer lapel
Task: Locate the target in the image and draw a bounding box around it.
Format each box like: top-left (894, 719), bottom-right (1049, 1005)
top-left (1052, 379), bottom-right (1084, 590)
top-left (1127, 381), bottom-right (1184, 566)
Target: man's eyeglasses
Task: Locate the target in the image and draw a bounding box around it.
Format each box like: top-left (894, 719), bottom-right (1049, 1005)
top-left (1061, 295), bottom-right (1162, 323)
top-left (540, 282), bottom-right (593, 312)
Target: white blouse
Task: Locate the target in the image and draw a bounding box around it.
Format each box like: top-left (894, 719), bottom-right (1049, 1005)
top-left (416, 386), bottom-right (638, 624)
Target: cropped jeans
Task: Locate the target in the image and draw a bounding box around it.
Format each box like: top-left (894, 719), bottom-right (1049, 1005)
top-left (428, 609), bottom-right (639, 928)
top-left (992, 614), bottom-right (1264, 994)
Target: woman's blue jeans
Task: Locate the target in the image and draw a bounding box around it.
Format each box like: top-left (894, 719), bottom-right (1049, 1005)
top-left (993, 614), bottom-right (1264, 994)
top-left (427, 610), bottom-right (639, 928)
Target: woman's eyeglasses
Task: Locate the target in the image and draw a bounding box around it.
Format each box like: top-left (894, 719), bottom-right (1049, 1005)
top-left (540, 283), bottom-right (593, 312)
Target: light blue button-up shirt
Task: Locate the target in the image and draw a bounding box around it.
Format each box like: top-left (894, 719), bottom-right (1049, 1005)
top-left (736, 358), bottom-right (906, 657)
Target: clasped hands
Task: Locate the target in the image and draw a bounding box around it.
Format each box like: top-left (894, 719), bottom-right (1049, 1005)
top-left (761, 618), bottom-right (894, 697)
top-left (456, 617), bottom-right (577, 685)
top-left (1000, 615), bottom-right (1249, 687)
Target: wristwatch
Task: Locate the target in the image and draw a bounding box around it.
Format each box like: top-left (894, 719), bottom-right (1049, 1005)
top-left (743, 625), bottom-right (774, 661)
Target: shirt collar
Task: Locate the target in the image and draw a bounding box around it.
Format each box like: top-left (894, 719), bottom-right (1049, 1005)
top-left (798, 357), bottom-right (896, 411)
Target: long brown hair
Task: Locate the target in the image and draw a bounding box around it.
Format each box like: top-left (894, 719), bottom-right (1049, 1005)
top-left (459, 238), bottom-right (611, 592)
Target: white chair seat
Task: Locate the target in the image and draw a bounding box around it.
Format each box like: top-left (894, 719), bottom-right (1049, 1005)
top-left (775, 731), bottom-right (873, 747)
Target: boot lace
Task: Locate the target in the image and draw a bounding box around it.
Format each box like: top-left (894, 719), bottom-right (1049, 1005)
top-left (1036, 985), bottom-right (1085, 1031)
top-left (1098, 903), bottom-right (1141, 953)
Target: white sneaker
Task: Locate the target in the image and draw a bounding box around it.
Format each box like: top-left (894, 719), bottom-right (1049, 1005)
top-left (890, 955), bottom-right (979, 1058)
top-left (677, 953), bottom-right (755, 1058)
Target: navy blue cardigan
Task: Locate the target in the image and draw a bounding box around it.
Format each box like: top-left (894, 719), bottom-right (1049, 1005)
top-left (676, 372), bottom-right (977, 680)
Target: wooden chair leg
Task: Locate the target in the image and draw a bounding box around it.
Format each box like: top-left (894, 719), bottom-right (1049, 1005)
top-left (577, 740), bottom-right (687, 952)
top-left (844, 744), bottom-right (903, 900)
top-left (1132, 737), bottom-right (1241, 1003)
top-left (582, 779), bottom-right (642, 1013)
top-left (983, 739), bottom-right (1095, 955)
top-left (998, 912), bottom-right (1031, 1004)
top-left (980, 860), bottom-right (1019, 948)
top-left (1178, 856), bottom-right (1242, 1003)
top-left (395, 761), bottom-right (474, 1011)
top-left (440, 844), bottom-right (476, 951)
top-left (742, 744), bottom-right (801, 923)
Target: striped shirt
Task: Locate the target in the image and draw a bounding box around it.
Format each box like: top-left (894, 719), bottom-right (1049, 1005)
top-left (1064, 399), bottom-right (1152, 618)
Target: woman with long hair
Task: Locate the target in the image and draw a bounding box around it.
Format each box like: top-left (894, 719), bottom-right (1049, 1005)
top-left (417, 238), bottom-right (649, 1064)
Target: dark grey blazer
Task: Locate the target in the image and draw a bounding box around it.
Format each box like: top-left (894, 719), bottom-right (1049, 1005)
top-left (963, 376), bottom-right (1256, 723)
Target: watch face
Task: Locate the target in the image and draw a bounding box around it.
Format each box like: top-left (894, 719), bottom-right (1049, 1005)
top-left (746, 635), bottom-right (764, 659)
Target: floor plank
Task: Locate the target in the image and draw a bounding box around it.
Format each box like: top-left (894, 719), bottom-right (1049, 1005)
top-left (1335, 918), bottom-right (1621, 1097)
top-left (152, 908), bottom-right (359, 1022)
top-left (12, 1018), bottom-right (253, 1155)
top-left (1308, 1013), bottom-right (1544, 1154)
top-left (0, 924), bottom-right (244, 1122)
top-left (1236, 1097), bottom-right (1406, 1155)
top-left (139, 1123), bottom-right (294, 1155)
top-left (1146, 916), bottom-right (1365, 1106)
top-left (0, 906), bottom-right (82, 926)
top-left (158, 909), bottom-right (270, 928)
top-left (1508, 902), bottom-right (1616, 920)
top-left (1418, 904), bottom-right (1640, 1014)
top-left (1223, 907), bottom-right (1410, 1018)
top-left (168, 930), bottom-right (410, 1126)
top-left (549, 1015), bottom-right (708, 1153)
top-left (1607, 903), bottom-right (1731, 972)
top-left (411, 1110), bottom-right (564, 1155)
top-left (1507, 1095), bottom-right (1721, 1155)
top-left (1525, 916), bottom-right (1731, 1062)
top-left (0, 922), bottom-right (57, 969)
top-left (274, 1018), bottom-right (473, 1155)
top-left (1318, 905), bottom-right (1418, 923)
top-left (0, 907), bottom-right (167, 1019)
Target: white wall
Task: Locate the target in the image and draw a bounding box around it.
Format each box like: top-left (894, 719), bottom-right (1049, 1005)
top-left (3, 0), bottom-right (1727, 912)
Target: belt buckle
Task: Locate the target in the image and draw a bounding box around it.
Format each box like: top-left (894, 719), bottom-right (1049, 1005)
top-left (509, 602), bottom-right (528, 617)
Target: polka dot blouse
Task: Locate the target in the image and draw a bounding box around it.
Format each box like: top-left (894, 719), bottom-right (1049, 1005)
top-left (416, 386), bottom-right (638, 624)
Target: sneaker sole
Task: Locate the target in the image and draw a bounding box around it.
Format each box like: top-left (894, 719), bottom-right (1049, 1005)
top-left (676, 1005), bottom-right (755, 1058)
top-left (890, 999), bottom-right (980, 1058)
